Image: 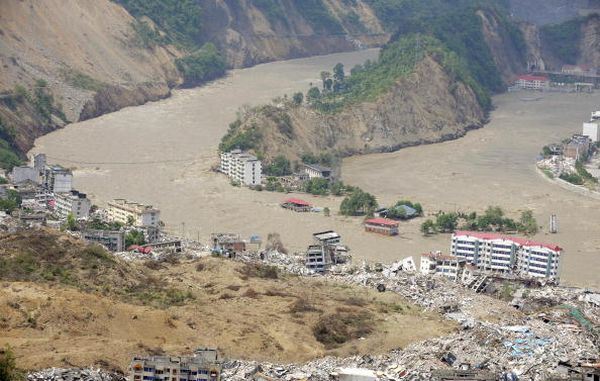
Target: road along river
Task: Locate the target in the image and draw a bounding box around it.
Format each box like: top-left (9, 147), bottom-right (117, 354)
top-left (32, 49), bottom-right (600, 288)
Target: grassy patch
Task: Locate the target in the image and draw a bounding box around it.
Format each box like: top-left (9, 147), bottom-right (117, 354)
top-left (313, 308), bottom-right (374, 347)
top-left (60, 69), bottom-right (105, 91)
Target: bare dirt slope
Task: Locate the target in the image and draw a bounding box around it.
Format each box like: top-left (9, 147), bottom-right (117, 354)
top-left (232, 55), bottom-right (485, 163)
top-left (0, 230), bottom-right (454, 371)
top-left (0, 0), bottom-right (182, 122)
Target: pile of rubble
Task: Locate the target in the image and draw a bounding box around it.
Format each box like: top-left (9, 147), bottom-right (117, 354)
top-left (27, 368), bottom-right (125, 381)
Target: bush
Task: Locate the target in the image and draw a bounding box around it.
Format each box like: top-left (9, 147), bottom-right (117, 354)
top-left (0, 345), bottom-right (24, 381)
top-left (560, 172), bottom-right (584, 185)
top-left (312, 310), bottom-right (373, 347)
top-left (175, 43), bottom-right (227, 87)
top-left (265, 155), bottom-right (292, 176)
top-left (339, 188), bottom-right (377, 216)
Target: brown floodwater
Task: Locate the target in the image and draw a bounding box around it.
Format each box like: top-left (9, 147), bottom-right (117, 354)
top-left (32, 50), bottom-right (600, 288)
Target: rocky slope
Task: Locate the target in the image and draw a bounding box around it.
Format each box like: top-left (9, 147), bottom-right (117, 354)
top-left (199, 0), bottom-right (389, 68)
top-left (229, 55), bottom-right (485, 164)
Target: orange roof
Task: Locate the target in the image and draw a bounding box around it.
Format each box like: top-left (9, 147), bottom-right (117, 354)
top-left (365, 218), bottom-right (399, 227)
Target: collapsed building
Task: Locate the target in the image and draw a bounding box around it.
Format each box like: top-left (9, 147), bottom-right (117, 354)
top-left (306, 230), bottom-right (350, 272)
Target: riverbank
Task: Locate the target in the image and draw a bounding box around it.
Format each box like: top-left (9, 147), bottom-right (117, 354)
top-left (31, 52), bottom-right (600, 288)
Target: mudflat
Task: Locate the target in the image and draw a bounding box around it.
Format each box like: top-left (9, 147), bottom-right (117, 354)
top-left (32, 50), bottom-right (600, 287)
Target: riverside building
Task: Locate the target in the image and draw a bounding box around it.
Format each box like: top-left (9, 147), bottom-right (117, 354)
top-left (450, 231), bottom-right (561, 279)
top-left (107, 199), bottom-right (160, 227)
top-left (219, 149), bottom-right (262, 186)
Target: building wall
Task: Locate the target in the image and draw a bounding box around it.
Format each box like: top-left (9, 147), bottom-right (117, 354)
top-left (451, 233), bottom-right (561, 279)
top-left (583, 122), bottom-right (599, 142)
top-left (108, 200), bottom-right (160, 227)
top-left (11, 167), bottom-right (38, 184)
top-left (55, 193), bottom-right (91, 219)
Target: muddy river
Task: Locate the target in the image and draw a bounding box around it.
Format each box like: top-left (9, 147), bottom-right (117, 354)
top-left (32, 50), bottom-right (600, 288)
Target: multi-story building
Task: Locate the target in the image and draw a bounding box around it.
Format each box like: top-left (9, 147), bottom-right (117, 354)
top-left (11, 166), bottom-right (38, 185)
top-left (107, 199), bottom-right (161, 227)
top-left (303, 163), bottom-right (332, 180)
top-left (306, 230), bottom-right (349, 272)
top-left (44, 165), bottom-right (73, 193)
top-left (515, 75), bottom-right (550, 90)
top-left (582, 122), bottom-right (600, 143)
top-left (219, 149), bottom-right (262, 186)
top-left (564, 134), bottom-right (592, 161)
top-left (420, 252), bottom-right (466, 281)
top-left (82, 229), bottom-right (125, 252)
top-left (55, 190), bottom-right (91, 219)
top-left (451, 231), bottom-right (562, 279)
top-left (128, 348), bottom-right (221, 381)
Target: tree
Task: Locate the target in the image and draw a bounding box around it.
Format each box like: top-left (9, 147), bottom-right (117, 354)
top-left (333, 63), bottom-right (345, 83)
top-left (265, 155), bottom-right (292, 176)
top-left (320, 71), bottom-right (331, 90)
top-left (421, 219), bottom-right (435, 235)
top-left (125, 230), bottom-right (146, 248)
top-left (386, 206), bottom-right (407, 220)
top-left (323, 207), bottom-right (330, 217)
top-left (435, 212), bottom-right (458, 233)
top-left (304, 178), bottom-right (329, 195)
top-left (519, 210), bottom-right (538, 236)
top-left (307, 87), bottom-right (321, 103)
top-left (292, 92), bottom-right (304, 105)
top-left (65, 213), bottom-right (77, 231)
top-left (339, 188), bottom-right (377, 216)
top-left (0, 345), bottom-right (23, 381)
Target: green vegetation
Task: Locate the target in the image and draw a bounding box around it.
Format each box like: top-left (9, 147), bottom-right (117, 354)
top-left (251, 0), bottom-right (288, 27)
top-left (385, 200), bottom-right (423, 219)
top-left (301, 152), bottom-right (334, 167)
top-left (219, 119), bottom-right (262, 152)
top-left (575, 160), bottom-right (598, 184)
top-left (540, 15), bottom-right (599, 65)
top-left (339, 188), bottom-right (377, 216)
top-left (65, 213), bottom-right (78, 231)
top-left (116, 0), bottom-right (203, 48)
top-left (125, 230), bottom-right (146, 247)
top-left (0, 190), bottom-right (22, 214)
top-left (291, 0), bottom-right (343, 35)
top-left (560, 172), bottom-right (584, 185)
top-left (0, 345), bottom-right (24, 381)
top-left (292, 92), bottom-right (304, 105)
top-left (421, 206), bottom-right (539, 236)
top-left (303, 178), bottom-right (330, 195)
top-left (309, 34), bottom-right (491, 113)
top-left (175, 43), bottom-right (227, 87)
top-left (60, 68), bottom-right (105, 91)
top-left (313, 309), bottom-right (373, 347)
top-left (86, 217), bottom-right (124, 231)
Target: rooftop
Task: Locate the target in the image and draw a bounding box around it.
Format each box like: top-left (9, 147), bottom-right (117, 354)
top-left (454, 231), bottom-right (562, 252)
top-left (313, 230), bottom-right (341, 241)
top-left (283, 198), bottom-right (311, 207)
top-left (303, 163), bottom-right (332, 173)
top-left (365, 218), bottom-right (399, 227)
top-left (517, 75), bottom-right (549, 81)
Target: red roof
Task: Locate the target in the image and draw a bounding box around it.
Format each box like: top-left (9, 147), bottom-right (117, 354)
top-left (283, 198), bottom-right (311, 207)
top-left (365, 218), bottom-right (399, 227)
top-left (517, 75), bottom-right (549, 82)
top-left (454, 231), bottom-right (562, 252)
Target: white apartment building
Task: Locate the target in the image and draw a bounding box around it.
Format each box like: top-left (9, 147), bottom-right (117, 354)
top-left (55, 190), bottom-right (91, 219)
top-left (583, 122), bottom-right (600, 143)
top-left (219, 149), bottom-right (262, 186)
top-left (451, 231), bottom-right (562, 279)
top-left (129, 348), bottom-right (221, 381)
top-left (420, 251), bottom-right (466, 281)
top-left (107, 199), bottom-right (160, 227)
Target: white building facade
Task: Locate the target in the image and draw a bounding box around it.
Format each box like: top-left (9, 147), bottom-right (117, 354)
top-left (107, 199), bottom-right (160, 227)
top-left (420, 252), bottom-right (465, 281)
top-left (44, 166), bottom-right (73, 193)
top-left (220, 149), bottom-right (262, 186)
top-left (582, 122), bottom-right (599, 143)
top-left (516, 75), bottom-right (550, 90)
top-left (451, 231), bottom-right (561, 279)
top-left (55, 190), bottom-right (91, 219)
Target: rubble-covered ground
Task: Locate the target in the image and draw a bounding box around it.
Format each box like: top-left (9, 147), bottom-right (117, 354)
top-left (27, 249), bottom-right (600, 381)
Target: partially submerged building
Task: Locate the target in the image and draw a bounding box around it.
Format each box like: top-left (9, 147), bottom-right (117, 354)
top-left (44, 165), bottom-right (73, 193)
top-left (280, 197), bottom-right (312, 212)
top-left (515, 75), bottom-right (550, 90)
top-left (451, 231), bottom-right (561, 279)
top-left (129, 348), bottom-right (221, 381)
top-left (564, 134), bottom-right (592, 161)
top-left (211, 233), bottom-right (246, 254)
top-left (220, 149), bottom-right (262, 186)
top-left (364, 218), bottom-right (399, 236)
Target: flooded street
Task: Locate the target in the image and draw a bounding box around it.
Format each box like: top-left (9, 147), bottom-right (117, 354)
top-left (33, 50), bottom-right (600, 288)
